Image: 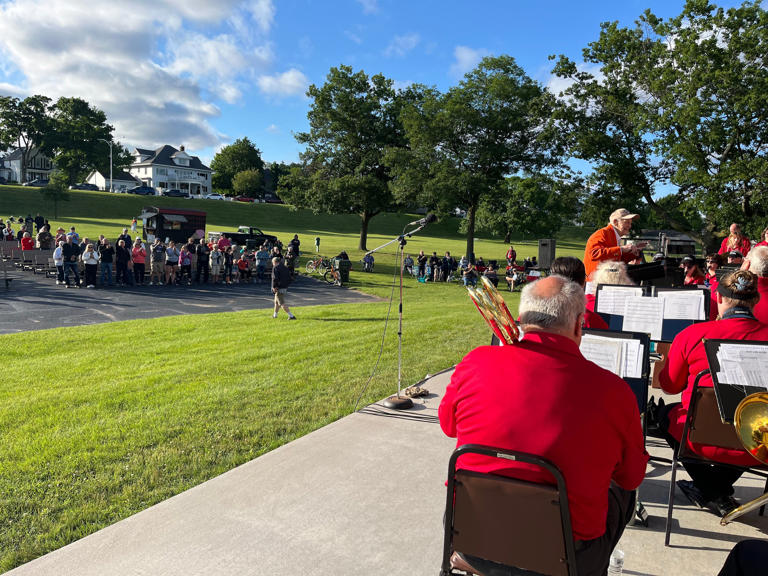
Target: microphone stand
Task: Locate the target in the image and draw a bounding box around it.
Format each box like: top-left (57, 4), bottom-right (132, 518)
top-left (365, 221), bottom-right (431, 410)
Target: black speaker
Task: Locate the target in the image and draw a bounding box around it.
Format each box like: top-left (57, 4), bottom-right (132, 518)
top-left (538, 238), bottom-right (556, 269)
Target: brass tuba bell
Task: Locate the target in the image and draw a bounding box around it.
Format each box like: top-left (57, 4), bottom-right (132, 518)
top-left (720, 392), bottom-right (768, 524)
top-left (467, 276), bottom-right (520, 345)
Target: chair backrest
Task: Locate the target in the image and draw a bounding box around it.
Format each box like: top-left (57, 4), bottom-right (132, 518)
top-left (442, 444), bottom-right (577, 576)
top-left (688, 387), bottom-right (743, 451)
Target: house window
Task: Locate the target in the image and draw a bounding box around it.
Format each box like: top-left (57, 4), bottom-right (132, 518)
top-left (158, 168), bottom-right (167, 175)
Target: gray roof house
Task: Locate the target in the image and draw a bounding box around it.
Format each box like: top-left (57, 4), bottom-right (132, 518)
top-left (129, 145), bottom-right (212, 195)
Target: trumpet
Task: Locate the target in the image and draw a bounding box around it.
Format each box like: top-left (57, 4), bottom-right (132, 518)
top-left (721, 392), bottom-right (768, 524)
top-left (467, 276), bottom-right (520, 345)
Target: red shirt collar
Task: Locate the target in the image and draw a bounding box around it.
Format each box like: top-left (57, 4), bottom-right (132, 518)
top-left (520, 330), bottom-right (582, 357)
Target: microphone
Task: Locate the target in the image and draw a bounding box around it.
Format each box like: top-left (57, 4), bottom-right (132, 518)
top-left (407, 213), bottom-right (437, 227)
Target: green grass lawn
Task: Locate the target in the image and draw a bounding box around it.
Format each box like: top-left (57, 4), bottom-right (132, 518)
top-left (0, 185), bottom-right (590, 571)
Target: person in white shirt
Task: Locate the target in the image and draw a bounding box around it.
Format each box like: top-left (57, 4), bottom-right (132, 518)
top-left (81, 243), bottom-right (100, 288)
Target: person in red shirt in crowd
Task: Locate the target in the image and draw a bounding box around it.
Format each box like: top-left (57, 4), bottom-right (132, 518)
top-left (657, 270), bottom-right (768, 516)
top-left (549, 256), bottom-right (609, 329)
top-left (755, 226), bottom-right (768, 248)
top-left (718, 223), bottom-right (752, 257)
top-left (583, 208), bottom-right (647, 279)
top-left (745, 246), bottom-right (768, 325)
top-left (440, 276), bottom-right (648, 576)
top-left (704, 254), bottom-right (721, 320)
top-left (20, 231), bottom-right (34, 250)
top-left (680, 255), bottom-right (706, 285)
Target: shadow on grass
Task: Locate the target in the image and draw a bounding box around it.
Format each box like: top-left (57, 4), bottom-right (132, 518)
top-left (310, 317), bottom-right (383, 322)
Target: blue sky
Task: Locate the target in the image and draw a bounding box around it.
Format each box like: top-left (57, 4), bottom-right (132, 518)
top-left (0, 0), bottom-right (743, 166)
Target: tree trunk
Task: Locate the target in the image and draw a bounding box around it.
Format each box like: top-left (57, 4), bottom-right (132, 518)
top-left (20, 147), bottom-right (28, 184)
top-left (503, 228), bottom-right (511, 244)
top-left (465, 203), bottom-right (477, 262)
top-left (638, 185), bottom-right (707, 247)
top-left (358, 212), bottom-right (371, 251)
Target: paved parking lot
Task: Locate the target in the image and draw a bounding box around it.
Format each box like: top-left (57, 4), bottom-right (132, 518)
top-left (0, 274), bottom-right (379, 334)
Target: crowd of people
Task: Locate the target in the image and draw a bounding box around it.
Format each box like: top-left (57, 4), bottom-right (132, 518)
top-left (440, 208), bottom-right (768, 576)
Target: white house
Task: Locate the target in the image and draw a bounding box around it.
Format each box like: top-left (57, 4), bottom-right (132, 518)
top-left (129, 145), bottom-right (212, 195)
top-left (2, 147), bottom-right (53, 183)
top-left (85, 169), bottom-right (139, 192)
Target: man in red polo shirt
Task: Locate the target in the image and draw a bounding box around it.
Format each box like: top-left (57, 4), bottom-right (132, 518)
top-left (747, 246), bottom-right (768, 325)
top-left (658, 270), bottom-right (768, 516)
top-left (440, 276), bottom-right (648, 576)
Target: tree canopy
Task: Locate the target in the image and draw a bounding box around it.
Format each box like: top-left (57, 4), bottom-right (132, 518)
top-left (0, 95), bottom-right (52, 183)
top-left (232, 169), bottom-right (262, 197)
top-left (391, 55), bottom-right (561, 258)
top-left (210, 137), bottom-right (264, 192)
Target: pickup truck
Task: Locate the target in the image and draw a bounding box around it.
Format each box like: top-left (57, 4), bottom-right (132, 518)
top-left (208, 226), bottom-right (278, 249)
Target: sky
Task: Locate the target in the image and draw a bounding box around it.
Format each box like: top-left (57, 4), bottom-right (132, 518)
top-left (0, 0), bottom-right (744, 166)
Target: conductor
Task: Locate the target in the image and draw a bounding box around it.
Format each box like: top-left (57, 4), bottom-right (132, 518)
top-left (584, 208), bottom-right (647, 279)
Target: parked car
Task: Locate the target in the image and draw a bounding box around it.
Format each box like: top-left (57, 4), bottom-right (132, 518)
top-left (69, 183), bottom-right (99, 191)
top-left (22, 178), bottom-right (50, 187)
top-left (162, 189), bottom-right (190, 198)
top-left (127, 185), bottom-right (157, 196)
top-left (233, 195), bottom-right (255, 203)
top-left (204, 193), bottom-right (225, 200)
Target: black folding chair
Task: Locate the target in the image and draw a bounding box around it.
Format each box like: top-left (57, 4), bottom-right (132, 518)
top-left (440, 444), bottom-right (578, 576)
top-left (665, 370), bottom-right (768, 546)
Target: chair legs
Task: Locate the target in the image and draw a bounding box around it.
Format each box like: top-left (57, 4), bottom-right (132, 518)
top-left (761, 477), bottom-right (768, 517)
top-left (665, 455), bottom-right (680, 547)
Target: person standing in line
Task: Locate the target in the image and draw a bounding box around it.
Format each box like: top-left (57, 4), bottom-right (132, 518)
top-left (271, 256), bottom-right (296, 320)
top-left (195, 240), bottom-right (211, 284)
top-left (132, 238), bottom-right (147, 286)
top-left (99, 239), bottom-right (115, 286)
top-left (53, 239), bottom-right (65, 285)
top-left (115, 239), bottom-right (131, 286)
top-left (61, 235), bottom-right (81, 288)
top-left (210, 245), bottom-right (223, 284)
top-left (36, 225), bottom-right (53, 249)
top-left (81, 243), bottom-right (99, 288)
top-left (117, 228), bottom-right (132, 248)
top-left (178, 244), bottom-right (193, 285)
top-left (223, 246), bottom-right (234, 285)
top-left (165, 241), bottom-right (180, 285)
top-left (255, 244), bottom-right (270, 283)
top-left (149, 238), bottom-right (165, 285)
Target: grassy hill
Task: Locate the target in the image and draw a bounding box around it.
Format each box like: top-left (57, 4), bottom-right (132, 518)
top-left (0, 184), bottom-right (591, 571)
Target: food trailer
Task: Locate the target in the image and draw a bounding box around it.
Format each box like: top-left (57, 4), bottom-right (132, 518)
top-left (139, 206), bottom-right (207, 244)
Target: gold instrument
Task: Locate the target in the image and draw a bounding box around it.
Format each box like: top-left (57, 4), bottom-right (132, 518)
top-left (721, 392), bottom-right (768, 524)
top-left (467, 276), bottom-right (520, 345)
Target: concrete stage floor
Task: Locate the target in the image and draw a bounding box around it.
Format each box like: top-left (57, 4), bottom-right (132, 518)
top-left (7, 371), bottom-right (768, 575)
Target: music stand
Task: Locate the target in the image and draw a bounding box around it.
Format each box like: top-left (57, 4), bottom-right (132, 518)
top-left (704, 339), bottom-right (768, 423)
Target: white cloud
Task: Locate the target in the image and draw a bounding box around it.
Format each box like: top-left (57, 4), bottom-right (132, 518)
top-left (257, 68), bottom-right (309, 97)
top-left (449, 45), bottom-right (490, 78)
top-left (345, 31), bottom-right (363, 45)
top-left (545, 62), bottom-right (604, 100)
top-left (384, 34), bottom-right (420, 58)
top-left (356, 0), bottom-right (378, 14)
top-left (0, 0), bottom-right (277, 150)
top-left (266, 124), bottom-right (280, 134)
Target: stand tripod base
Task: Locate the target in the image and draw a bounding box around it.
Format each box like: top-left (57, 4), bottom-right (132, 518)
top-left (383, 395), bottom-right (414, 410)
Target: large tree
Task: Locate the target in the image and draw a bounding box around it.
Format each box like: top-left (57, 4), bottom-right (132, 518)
top-left (553, 0), bottom-right (768, 244)
top-left (41, 97), bottom-right (113, 185)
top-left (0, 95), bottom-right (51, 183)
top-left (283, 65), bottom-right (409, 250)
top-left (391, 56), bottom-right (560, 258)
top-left (475, 173), bottom-right (584, 243)
top-left (210, 137), bottom-right (264, 192)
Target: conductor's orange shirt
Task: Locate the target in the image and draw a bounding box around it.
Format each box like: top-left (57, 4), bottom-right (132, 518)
top-left (583, 224), bottom-right (634, 279)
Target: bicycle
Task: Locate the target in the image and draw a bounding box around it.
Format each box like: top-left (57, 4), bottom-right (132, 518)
top-left (323, 263), bottom-right (342, 286)
top-left (306, 255), bottom-right (331, 273)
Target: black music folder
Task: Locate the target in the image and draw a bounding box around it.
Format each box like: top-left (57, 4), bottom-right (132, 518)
top-left (581, 328), bottom-right (651, 413)
top-left (704, 339), bottom-right (768, 423)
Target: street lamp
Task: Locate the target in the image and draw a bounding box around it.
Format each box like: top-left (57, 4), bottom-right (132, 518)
top-left (98, 138), bottom-right (113, 193)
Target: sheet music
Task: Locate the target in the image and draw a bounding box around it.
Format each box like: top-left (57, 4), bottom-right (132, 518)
top-left (715, 344), bottom-right (768, 389)
top-left (621, 297), bottom-right (664, 341)
top-left (580, 335), bottom-right (623, 374)
top-left (622, 339), bottom-right (644, 379)
top-left (596, 286), bottom-right (644, 315)
top-left (658, 291), bottom-right (706, 320)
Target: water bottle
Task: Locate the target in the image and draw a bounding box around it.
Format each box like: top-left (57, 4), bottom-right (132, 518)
top-left (607, 548), bottom-right (624, 575)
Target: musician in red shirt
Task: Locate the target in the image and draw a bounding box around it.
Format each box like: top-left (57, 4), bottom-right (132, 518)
top-left (440, 276), bottom-right (648, 576)
top-left (746, 246), bottom-right (768, 325)
top-left (657, 270), bottom-right (768, 516)
top-left (755, 226), bottom-right (768, 248)
top-left (718, 223), bottom-right (752, 256)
